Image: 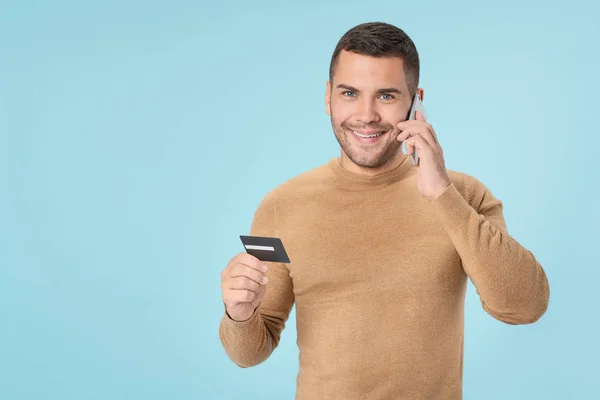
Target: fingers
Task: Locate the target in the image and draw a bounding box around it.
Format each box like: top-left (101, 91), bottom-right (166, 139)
top-left (397, 110), bottom-right (440, 146)
top-left (221, 253), bottom-right (269, 306)
top-left (221, 261), bottom-right (269, 307)
top-left (226, 288), bottom-right (259, 304)
top-left (227, 284), bottom-right (267, 307)
top-left (227, 263), bottom-right (268, 285)
top-left (396, 121), bottom-right (438, 148)
top-left (403, 134), bottom-right (440, 160)
top-left (229, 252), bottom-right (268, 273)
top-left (227, 276), bottom-right (261, 293)
top-left (221, 253), bottom-right (272, 319)
top-left (251, 283), bottom-right (267, 306)
top-left (224, 253), bottom-right (269, 282)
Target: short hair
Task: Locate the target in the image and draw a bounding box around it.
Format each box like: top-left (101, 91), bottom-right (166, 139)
top-left (329, 22), bottom-right (420, 95)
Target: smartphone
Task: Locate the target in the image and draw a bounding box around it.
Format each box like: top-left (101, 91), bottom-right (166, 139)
top-left (406, 92), bottom-right (427, 165)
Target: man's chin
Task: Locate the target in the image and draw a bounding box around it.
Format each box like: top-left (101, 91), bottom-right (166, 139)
top-left (346, 153), bottom-right (388, 168)
top-left (345, 145), bottom-right (402, 169)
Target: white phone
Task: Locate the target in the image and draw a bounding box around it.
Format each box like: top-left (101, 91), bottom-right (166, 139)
top-left (406, 92), bottom-right (427, 165)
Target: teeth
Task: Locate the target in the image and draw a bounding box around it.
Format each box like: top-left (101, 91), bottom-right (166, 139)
top-left (353, 131), bottom-right (383, 138)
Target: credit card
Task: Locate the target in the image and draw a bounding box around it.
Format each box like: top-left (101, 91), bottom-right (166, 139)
top-left (239, 235), bottom-right (291, 263)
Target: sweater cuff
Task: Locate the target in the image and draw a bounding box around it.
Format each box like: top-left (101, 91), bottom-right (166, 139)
top-left (221, 306), bottom-right (261, 333)
top-left (429, 183), bottom-right (474, 230)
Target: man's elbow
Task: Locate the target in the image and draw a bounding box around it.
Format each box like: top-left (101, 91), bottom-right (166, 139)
top-left (517, 275), bottom-right (551, 324)
top-left (220, 335), bottom-right (276, 368)
top-left (509, 302), bottom-right (548, 325)
top-left (232, 357), bottom-right (266, 368)
top-left (483, 294), bottom-right (549, 325)
top-left (221, 345), bottom-right (272, 368)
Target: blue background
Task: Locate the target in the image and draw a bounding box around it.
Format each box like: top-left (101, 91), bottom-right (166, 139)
top-left (1, 0), bottom-right (598, 399)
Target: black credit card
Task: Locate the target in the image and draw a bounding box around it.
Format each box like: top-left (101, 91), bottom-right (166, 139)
top-left (239, 235), bottom-right (291, 263)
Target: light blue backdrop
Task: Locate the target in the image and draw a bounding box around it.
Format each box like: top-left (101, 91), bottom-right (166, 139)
top-left (1, 0), bottom-right (598, 399)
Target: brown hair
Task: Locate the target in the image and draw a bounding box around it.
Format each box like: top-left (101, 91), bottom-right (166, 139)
top-left (329, 22), bottom-right (420, 95)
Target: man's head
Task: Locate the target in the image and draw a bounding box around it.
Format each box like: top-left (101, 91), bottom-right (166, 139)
top-left (325, 22), bottom-right (423, 173)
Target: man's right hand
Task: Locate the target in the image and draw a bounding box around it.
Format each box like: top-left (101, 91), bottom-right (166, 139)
top-left (221, 252), bottom-right (269, 322)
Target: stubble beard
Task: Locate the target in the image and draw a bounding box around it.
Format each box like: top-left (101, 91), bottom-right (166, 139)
top-left (330, 116), bottom-right (402, 169)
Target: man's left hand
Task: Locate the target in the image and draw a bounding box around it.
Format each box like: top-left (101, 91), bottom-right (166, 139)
top-left (396, 111), bottom-right (451, 201)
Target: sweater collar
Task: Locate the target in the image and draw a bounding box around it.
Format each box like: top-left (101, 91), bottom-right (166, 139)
top-left (327, 154), bottom-right (414, 189)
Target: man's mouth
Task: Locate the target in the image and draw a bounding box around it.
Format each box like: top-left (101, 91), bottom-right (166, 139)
top-left (352, 130), bottom-right (385, 139)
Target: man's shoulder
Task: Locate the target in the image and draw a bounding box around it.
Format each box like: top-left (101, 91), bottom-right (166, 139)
top-left (254, 160), bottom-right (333, 210)
top-left (451, 163), bottom-right (495, 181)
top-left (447, 168), bottom-right (473, 192)
top-left (265, 160), bottom-right (333, 198)
top-left (445, 167), bottom-right (499, 206)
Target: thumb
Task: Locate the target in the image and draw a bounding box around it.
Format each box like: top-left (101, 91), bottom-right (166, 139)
top-left (252, 284), bottom-right (267, 308)
top-left (415, 110), bottom-right (426, 122)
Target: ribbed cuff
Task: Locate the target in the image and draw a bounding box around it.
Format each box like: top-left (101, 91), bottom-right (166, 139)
top-left (221, 306), bottom-right (261, 333)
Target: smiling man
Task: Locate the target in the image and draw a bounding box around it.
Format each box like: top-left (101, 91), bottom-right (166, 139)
top-left (218, 22), bottom-right (550, 400)
top-left (327, 48), bottom-right (412, 172)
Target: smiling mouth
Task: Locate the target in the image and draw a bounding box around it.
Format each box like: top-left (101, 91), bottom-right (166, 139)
top-left (352, 130), bottom-right (385, 139)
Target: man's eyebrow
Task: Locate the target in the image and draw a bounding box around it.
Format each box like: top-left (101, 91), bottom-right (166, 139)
top-left (335, 84), bottom-right (360, 92)
top-left (335, 84), bottom-right (402, 95)
top-left (376, 87), bottom-right (402, 95)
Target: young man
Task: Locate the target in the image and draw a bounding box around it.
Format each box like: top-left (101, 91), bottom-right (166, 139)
top-left (218, 22), bottom-right (550, 399)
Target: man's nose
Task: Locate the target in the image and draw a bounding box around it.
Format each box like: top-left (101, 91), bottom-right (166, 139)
top-left (355, 98), bottom-right (380, 124)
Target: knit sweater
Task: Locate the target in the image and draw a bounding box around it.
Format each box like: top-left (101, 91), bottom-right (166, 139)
top-left (219, 154), bottom-right (550, 400)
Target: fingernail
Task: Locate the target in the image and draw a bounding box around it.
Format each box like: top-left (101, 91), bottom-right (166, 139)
top-left (261, 264), bottom-right (268, 272)
top-left (262, 276), bottom-right (269, 284)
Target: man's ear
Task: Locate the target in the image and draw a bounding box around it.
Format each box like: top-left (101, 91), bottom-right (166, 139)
top-left (325, 80), bottom-right (331, 116)
top-left (417, 87), bottom-right (424, 101)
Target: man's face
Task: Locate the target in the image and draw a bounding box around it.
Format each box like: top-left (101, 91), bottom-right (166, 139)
top-left (326, 50), bottom-right (417, 169)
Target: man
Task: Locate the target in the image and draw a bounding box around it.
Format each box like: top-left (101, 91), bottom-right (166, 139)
top-left (218, 21), bottom-right (550, 399)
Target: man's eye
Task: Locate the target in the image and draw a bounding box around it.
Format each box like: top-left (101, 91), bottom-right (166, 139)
top-left (342, 91), bottom-right (356, 97)
top-left (380, 94), bottom-right (394, 100)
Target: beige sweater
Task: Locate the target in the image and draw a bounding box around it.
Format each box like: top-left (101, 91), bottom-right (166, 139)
top-left (219, 155), bottom-right (550, 399)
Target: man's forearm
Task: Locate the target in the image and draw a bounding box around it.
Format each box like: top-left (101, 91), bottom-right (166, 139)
top-left (430, 182), bottom-right (550, 324)
top-left (219, 306), bottom-right (279, 367)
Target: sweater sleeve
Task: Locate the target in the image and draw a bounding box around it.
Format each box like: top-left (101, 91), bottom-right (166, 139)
top-left (219, 191), bottom-right (295, 367)
top-left (428, 174), bottom-right (550, 325)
